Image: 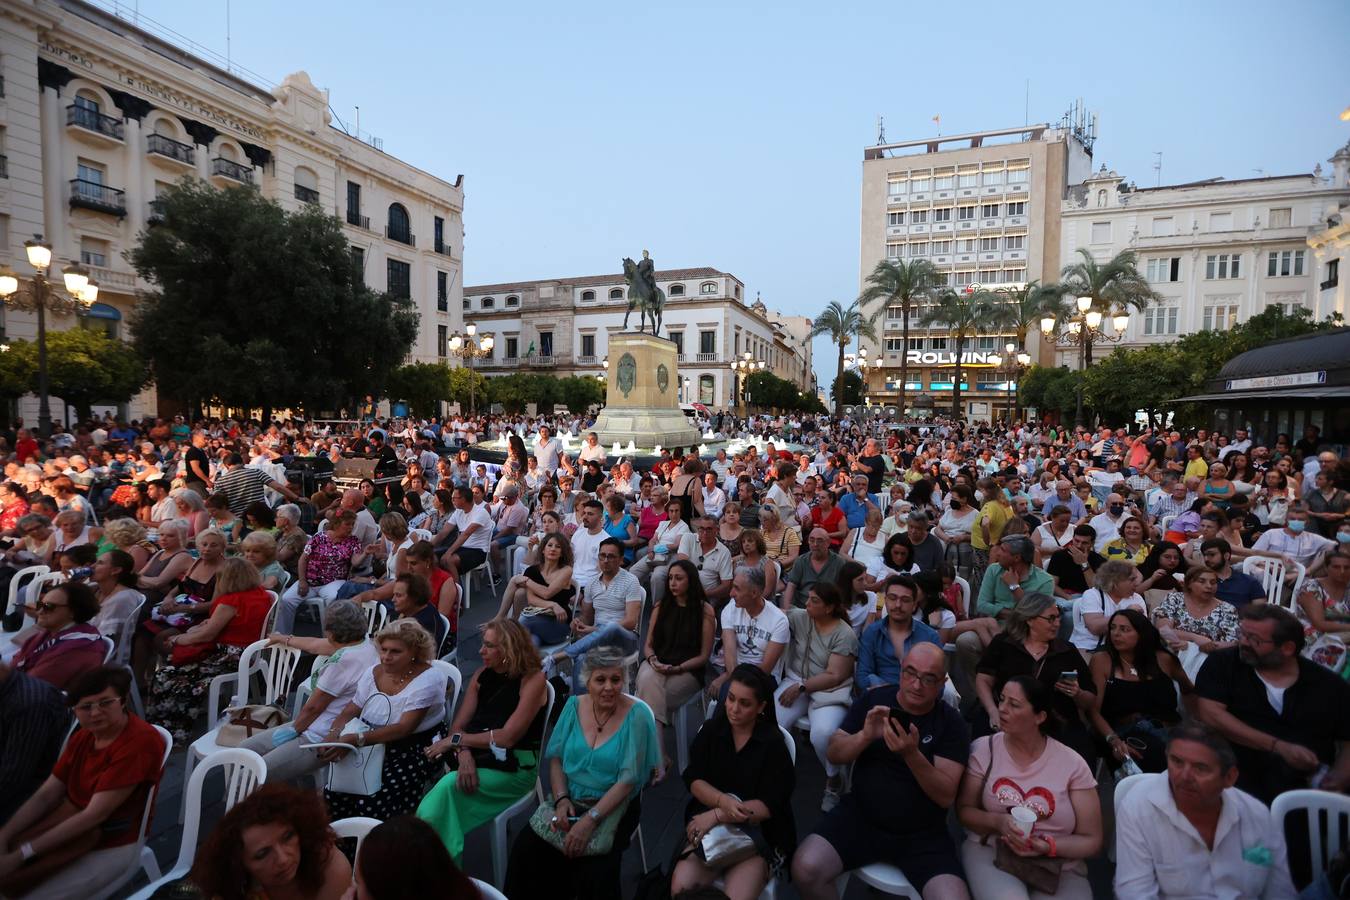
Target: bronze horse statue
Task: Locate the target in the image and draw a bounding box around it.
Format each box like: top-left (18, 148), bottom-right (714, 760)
top-left (621, 252), bottom-right (664, 335)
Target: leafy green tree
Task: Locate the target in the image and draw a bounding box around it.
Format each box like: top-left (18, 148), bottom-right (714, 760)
top-left (746, 370), bottom-right (812, 412)
top-left (830, 370), bottom-right (863, 406)
top-left (386, 362), bottom-right (453, 418)
top-left (44, 328), bottom-right (150, 422)
top-left (558, 376), bottom-right (605, 412)
top-left (859, 259), bottom-right (939, 412)
top-left (129, 180), bottom-right (418, 419)
top-left (0, 341), bottom-right (36, 415)
top-left (919, 289), bottom-right (1003, 419)
top-left (809, 300), bottom-right (879, 418)
top-left (1051, 249), bottom-right (1161, 367)
top-left (447, 366), bottom-right (489, 412)
top-left (990, 280), bottom-right (1062, 351)
top-left (1080, 345), bottom-right (1190, 428)
top-left (1018, 366), bottom-right (1081, 420)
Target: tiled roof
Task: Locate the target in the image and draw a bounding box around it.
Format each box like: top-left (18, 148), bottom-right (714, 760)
top-left (465, 267), bottom-right (732, 295)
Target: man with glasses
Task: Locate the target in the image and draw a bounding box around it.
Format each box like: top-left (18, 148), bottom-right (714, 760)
top-left (792, 643), bottom-right (972, 900)
top-left (856, 575), bottom-right (943, 691)
top-left (675, 517), bottom-right (733, 603)
top-left (1195, 604), bottom-right (1350, 804)
top-left (544, 538), bottom-right (642, 689)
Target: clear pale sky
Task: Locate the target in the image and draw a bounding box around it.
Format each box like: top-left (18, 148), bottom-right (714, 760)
top-left (104, 0), bottom-right (1350, 389)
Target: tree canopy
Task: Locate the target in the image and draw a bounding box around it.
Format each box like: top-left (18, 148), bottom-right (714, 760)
top-left (809, 299), bottom-right (878, 417)
top-left (745, 370), bottom-right (823, 413)
top-left (830, 370), bottom-right (863, 406)
top-left (0, 328), bottom-right (148, 422)
top-left (129, 180), bottom-right (418, 417)
top-left (484, 374), bottom-right (605, 414)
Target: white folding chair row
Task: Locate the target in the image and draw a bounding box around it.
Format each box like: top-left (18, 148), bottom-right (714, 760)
top-left (1241, 556), bottom-right (1306, 610)
top-left (91, 724), bottom-right (172, 900)
top-left (259, 591), bottom-right (281, 640)
top-left (131, 748), bottom-right (268, 900)
top-left (489, 680), bottom-right (557, 886)
top-left (459, 556), bottom-right (497, 611)
top-left (291, 654), bottom-right (331, 718)
top-left (362, 598), bottom-right (390, 636)
top-left (181, 639), bottom-right (302, 822)
top-left (1271, 789), bottom-right (1350, 883)
top-left (2, 564), bottom-right (49, 634)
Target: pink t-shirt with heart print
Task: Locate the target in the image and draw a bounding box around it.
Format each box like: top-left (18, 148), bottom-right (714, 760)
top-left (967, 734), bottom-right (1097, 839)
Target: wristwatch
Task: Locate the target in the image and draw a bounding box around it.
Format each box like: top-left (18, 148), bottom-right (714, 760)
top-left (587, 807), bottom-right (602, 822)
top-left (448, 732), bottom-right (462, 752)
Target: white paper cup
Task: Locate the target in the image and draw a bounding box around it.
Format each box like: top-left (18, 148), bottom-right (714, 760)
top-left (1010, 806), bottom-right (1037, 837)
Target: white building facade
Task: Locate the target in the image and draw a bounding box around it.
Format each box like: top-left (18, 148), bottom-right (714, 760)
top-left (463, 267), bottom-right (813, 410)
top-left (0, 0), bottom-right (464, 421)
top-left (1057, 145), bottom-right (1350, 366)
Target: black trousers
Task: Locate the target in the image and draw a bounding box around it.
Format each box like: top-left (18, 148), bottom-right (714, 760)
top-left (504, 795), bottom-right (642, 899)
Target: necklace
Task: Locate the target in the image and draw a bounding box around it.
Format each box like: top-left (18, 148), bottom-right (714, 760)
top-left (384, 666), bottom-right (412, 689)
top-left (593, 702), bottom-right (617, 734)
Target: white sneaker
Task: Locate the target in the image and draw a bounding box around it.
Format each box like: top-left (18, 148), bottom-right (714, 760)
top-left (821, 786), bottom-right (840, 812)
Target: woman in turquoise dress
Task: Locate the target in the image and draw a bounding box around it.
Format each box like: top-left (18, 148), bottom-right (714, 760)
top-left (505, 645), bottom-right (661, 899)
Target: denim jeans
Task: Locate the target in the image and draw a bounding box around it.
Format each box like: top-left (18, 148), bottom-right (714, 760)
top-left (563, 622), bottom-right (638, 692)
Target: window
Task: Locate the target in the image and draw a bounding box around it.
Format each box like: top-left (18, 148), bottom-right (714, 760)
top-left (886, 243), bottom-right (903, 259)
top-left (908, 337), bottom-right (924, 350)
top-left (73, 93), bottom-right (99, 114)
top-left (482, 296), bottom-right (495, 309)
top-left (437, 325), bottom-right (447, 357)
top-left (1203, 305), bottom-right (1239, 331)
top-left (434, 216), bottom-right (445, 253)
top-left (934, 174), bottom-right (955, 189)
top-left (982, 204), bottom-right (1001, 218)
top-left (386, 259), bottom-right (411, 299)
top-left (887, 180), bottom-right (904, 195)
top-left (462, 298), bottom-right (470, 310)
top-left (1143, 306), bottom-right (1178, 336)
top-left (957, 205), bottom-right (976, 220)
top-left (437, 271), bottom-right (448, 311)
top-left (930, 337), bottom-right (948, 350)
top-left (699, 374), bottom-right (715, 405)
top-left (911, 176), bottom-right (930, 191)
top-left (79, 238), bottom-right (109, 268)
top-left (910, 210), bottom-right (929, 224)
top-left (1005, 201), bottom-right (1025, 217)
top-left (1209, 211), bottom-right (1233, 231)
top-left (979, 237), bottom-right (1000, 251)
top-left (346, 181), bottom-right (362, 226)
top-left (670, 331), bottom-right (684, 354)
top-left (1007, 168), bottom-right (1029, 184)
top-left (350, 246), bottom-right (364, 274)
top-left (1205, 253), bottom-right (1241, 279)
top-left (608, 288), bottom-right (624, 300)
top-left (957, 238), bottom-right (977, 252)
top-left (699, 331), bottom-right (716, 355)
top-left (887, 305), bottom-right (904, 320)
top-left (581, 290), bottom-right (596, 301)
top-left (293, 166), bottom-right (319, 205)
top-left (931, 240), bottom-right (952, 254)
top-left (1267, 296), bottom-right (1305, 315)
top-left (909, 242), bottom-right (929, 257)
top-left (539, 331), bottom-right (553, 357)
top-left (700, 281), bottom-right (717, 294)
top-left (888, 211), bottom-right (905, 226)
top-left (1146, 257), bottom-right (1181, 282)
top-left (387, 204), bottom-right (412, 244)
top-left (979, 268), bottom-right (1000, 282)
top-left (977, 336), bottom-right (998, 351)
top-left (1004, 235), bottom-right (1025, 250)
top-left (581, 334), bottom-right (595, 357)
top-left (953, 271), bottom-right (975, 286)
top-left (505, 295), bottom-right (519, 307)
top-left (505, 337), bottom-right (518, 359)
top-left (885, 338), bottom-right (904, 351)
top-left (1151, 217), bottom-right (1173, 237)
top-left (668, 283), bottom-right (685, 296)
top-left (958, 172), bottom-right (978, 188)
top-left (932, 207), bottom-right (952, 222)
top-left (1090, 221), bottom-right (1111, 244)
top-left (1327, 258), bottom-right (1340, 288)
top-left (1004, 268), bottom-right (1026, 283)
top-left (1269, 207), bottom-right (1292, 228)
top-left (982, 170), bottom-right (1004, 186)
top-left (76, 160), bottom-right (104, 184)
top-left (1267, 249), bottom-right (1305, 277)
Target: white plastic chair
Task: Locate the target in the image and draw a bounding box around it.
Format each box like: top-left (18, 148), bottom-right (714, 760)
top-left (1241, 556), bottom-right (1304, 610)
top-left (331, 815), bottom-right (383, 855)
top-left (259, 591), bottom-right (280, 639)
top-left (131, 748), bottom-right (268, 900)
top-left (1271, 789), bottom-right (1350, 881)
top-left (472, 878), bottom-right (509, 900)
top-left (2, 564), bottom-right (49, 633)
top-left (362, 598), bottom-right (390, 635)
top-left (953, 574), bottom-right (971, 620)
top-left (181, 639), bottom-right (301, 822)
top-left (672, 691), bottom-right (707, 775)
top-left (100, 635), bottom-right (117, 663)
top-left (430, 659), bottom-right (464, 720)
top-left (92, 724), bottom-right (172, 900)
top-left (459, 556), bottom-right (497, 610)
top-left (106, 594), bottom-right (146, 667)
top-left (489, 680), bottom-right (557, 886)
top-left (706, 726), bottom-right (795, 899)
top-left (437, 612), bottom-right (456, 663)
top-left (290, 653), bottom-right (331, 718)
top-left (836, 863), bottom-right (921, 899)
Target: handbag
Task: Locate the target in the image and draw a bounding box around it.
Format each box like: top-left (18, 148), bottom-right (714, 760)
top-left (527, 796), bottom-right (627, 856)
top-left (305, 693), bottom-right (392, 796)
top-left (979, 735), bottom-right (1065, 894)
top-left (215, 704), bottom-right (291, 747)
top-left (697, 820), bottom-right (758, 869)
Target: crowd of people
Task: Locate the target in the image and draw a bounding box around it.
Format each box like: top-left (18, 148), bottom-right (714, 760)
top-left (0, 409), bottom-right (1347, 899)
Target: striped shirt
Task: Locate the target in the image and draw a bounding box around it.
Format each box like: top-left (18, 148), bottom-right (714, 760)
top-left (0, 669), bottom-right (71, 822)
top-left (213, 465), bottom-right (274, 515)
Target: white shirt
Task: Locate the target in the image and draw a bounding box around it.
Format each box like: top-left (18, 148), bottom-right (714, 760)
top-left (303, 640), bottom-right (380, 741)
top-left (676, 533), bottom-right (733, 592)
top-left (1088, 511), bottom-right (1128, 553)
top-left (702, 485), bottom-right (727, 520)
top-left (450, 504), bottom-right (494, 552)
top-left (348, 662), bottom-right (449, 734)
top-left (720, 602), bottom-right (789, 679)
top-left (1251, 527), bottom-right (1334, 567)
top-left (651, 519), bottom-right (691, 554)
top-left (584, 567), bottom-right (644, 628)
top-left (1070, 588), bottom-right (1146, 651)
top-left (578, 441), bottom-right (606, 464)
top-left (534, 437), bottom-right (562, 472)
top-left (1114, 773), bottom-right (1296, 900)
top-left (570, 526), bottom-right (607, 585)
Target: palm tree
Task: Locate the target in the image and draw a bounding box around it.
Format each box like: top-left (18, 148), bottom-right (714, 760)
top-left (919, 288), bottom-right (1003, 419)
top-left (858, 259), bottom-right (939, 414)
top-left (809, 299), bottom-right (879, 418)
top-left (1053, 248), bottom-right (1161, 367)
top-left (990, 279), bottom-right (1063, 351)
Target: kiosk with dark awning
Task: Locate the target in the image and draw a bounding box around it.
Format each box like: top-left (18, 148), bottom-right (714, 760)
top-left (1172, 328), bottom-right (1350, 451)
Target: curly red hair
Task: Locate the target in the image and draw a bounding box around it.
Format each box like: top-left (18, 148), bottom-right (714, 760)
top-left (190, 784), bottom-right (334, 900)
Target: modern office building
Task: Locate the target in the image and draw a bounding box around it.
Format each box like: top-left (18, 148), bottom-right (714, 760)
top-left (0, 0), bottom-right (464, 421)
top-left (1056, 141), bottom-right (1350, 366)
top-left (462, 268), bottom-right (814, 409)
top-left (858, 119), bottom-right (1094, 419)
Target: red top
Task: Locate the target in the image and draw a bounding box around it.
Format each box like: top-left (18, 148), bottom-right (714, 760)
top-left (15, 437), bottom-right (39, 463)
top-left (53, 715), bottom-right (165, 848)
top-left (811, 506), bottom-right (846, 548)
top-left (212, 587), bottom-right (272, 647)
top-left (0, 497), bottom-right (30, 534)
top-left (15, 623), bottom-right (106, 691)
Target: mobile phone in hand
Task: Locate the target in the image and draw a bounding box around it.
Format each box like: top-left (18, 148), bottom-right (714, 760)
top-left (1058, 671), bottom-right (1078, 683)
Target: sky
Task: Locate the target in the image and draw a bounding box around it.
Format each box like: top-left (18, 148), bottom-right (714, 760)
top-left (99, 0), bottom-right (1350, 388)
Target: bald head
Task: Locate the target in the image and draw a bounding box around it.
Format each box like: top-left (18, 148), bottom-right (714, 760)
top-left (340, 489), bottom-right (364, 511)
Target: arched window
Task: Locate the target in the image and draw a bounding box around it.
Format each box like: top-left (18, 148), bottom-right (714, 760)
top-left (294, 166), bottom-right (319, 204)
top-left (699, 374), bottom-right (715, 406)
top-left (581, 290), bottom-right (596, 301)
top-left (80, 302), bottom-right (121, 339)
top-left (462, 298), bottom-right (470, 310)
top-left (505, 295), bottom-right (519, 307)
top-left (387, 203), bottom-right (412, 245)
top-left (482, 297), bottom-right (495, 309)
top-left (700, 281), bottom-right (717, 294)
top-left (668, 283), bottom-right (685, 296)
top-left (608, 288), bottom-right (624, 300)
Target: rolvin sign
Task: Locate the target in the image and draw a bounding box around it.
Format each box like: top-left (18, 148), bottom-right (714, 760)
top-left (906, 350), bottom-right (997, 366)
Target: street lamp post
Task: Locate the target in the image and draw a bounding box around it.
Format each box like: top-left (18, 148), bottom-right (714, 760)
top-left (843, 347), bottom-right (870, 413)
top-left (987, 342), bottom-right (1032, 426)
top-left (0, 235), bottom-right (100, 437)
top-left (447, 323), bottom-right (494, 413)
top-left (1040, 297), bottom-right (1129, 427)
top-left (731, 351), bottom-right (766, 416)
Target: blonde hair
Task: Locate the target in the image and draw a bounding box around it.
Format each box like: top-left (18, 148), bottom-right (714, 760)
top-left (195, 528), bottom-right (227, 550)
top-left (376, 618), bottom-right (435, 663)
top-left (379, 511), bottom-right (409, 541)
top-left (214, 556), bottom-right (262, 596)
top-left (103, 517), bottom-right (147, 548)
top-left (240, 529), bottom-right (278, 562)
top-left (480, 619), bottom-right (542, 680)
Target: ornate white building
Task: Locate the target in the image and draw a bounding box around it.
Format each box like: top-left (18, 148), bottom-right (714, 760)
top-left (0, 0), bottom-right (464, 421)
top-left (462, 267), bottom-right (814, 409)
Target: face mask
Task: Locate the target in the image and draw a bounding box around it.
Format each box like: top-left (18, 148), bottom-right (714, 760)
top-left (1287, 520), bottom-right (1306, 533)
top-left (1109, 504), bottom-right (1125, 516)
top-left (1338, 532), bottom-right (1350, 543)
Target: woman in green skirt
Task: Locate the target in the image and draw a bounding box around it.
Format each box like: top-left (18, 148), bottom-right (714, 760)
top-left (418, 618), bottom-right (549, 862)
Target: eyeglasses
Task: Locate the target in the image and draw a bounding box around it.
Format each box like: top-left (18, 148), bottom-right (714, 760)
top-left (901, 666), bottom-right (943, 688)
top-left (1235, 627), bottom-right (1276, 647)
top-left (73, 697), bottom-right (121, 715)
top-left (35, 601), bottom-right (68, 613)
top-left (1034, 612), bottom-right (1061, 623)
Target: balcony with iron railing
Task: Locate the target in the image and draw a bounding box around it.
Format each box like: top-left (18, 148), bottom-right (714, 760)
top-left (346, 209), bottom-right (370, 230)
top-left (433, 239), bottom-right (454, 257)
top-left (69, 178), bottom-right (127, 216)
top-left (67, 104), bottom-right (124, 142)
top-left (210, 156), bottom-right (253, 184)
top-left (147, 199), bottom-right (166, 225)
top-left (146, 133), bottom-right (194, 167)
top-left (294, 184), bottom-right (320, 205)
top-left (385, 226), bottom-right (415, 247)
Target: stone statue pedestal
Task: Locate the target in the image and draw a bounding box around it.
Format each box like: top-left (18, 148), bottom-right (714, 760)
top-left (592, 333), bottom-right (700, 451)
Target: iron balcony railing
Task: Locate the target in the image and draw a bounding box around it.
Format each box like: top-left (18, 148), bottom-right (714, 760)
top-left (146, 133), bottom-right (194, 165)
top-left (69, 178), bottom-right (127, 216)
top-left (67, 104), bottom-right (124, 140)
top-left (211, 157), bottom-right (253, 184)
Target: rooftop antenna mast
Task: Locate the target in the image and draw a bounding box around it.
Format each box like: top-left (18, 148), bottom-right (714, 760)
top-left (876, 115), bottom-right (886, 145)
top-left (224, 0), bottom-right (231, 74)
top-left (1153, 151), bottom-right (1163, 187)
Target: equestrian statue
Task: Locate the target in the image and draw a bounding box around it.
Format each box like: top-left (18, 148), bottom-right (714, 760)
top-left (621, 249), bottom-right (664, 336)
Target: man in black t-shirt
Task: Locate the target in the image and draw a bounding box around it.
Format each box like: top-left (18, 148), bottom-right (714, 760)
top-left (1046, 524), bottom-right (1105, 599)
top-left (792, 643), bottom-right (971, 899)
top-left (851, 437), bottom-right (888, 495)
top-left (183, 430), bottom-right (212, 494)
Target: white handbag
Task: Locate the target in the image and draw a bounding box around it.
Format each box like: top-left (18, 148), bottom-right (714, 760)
top-left (305, 694), bottom-right (391, 796)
